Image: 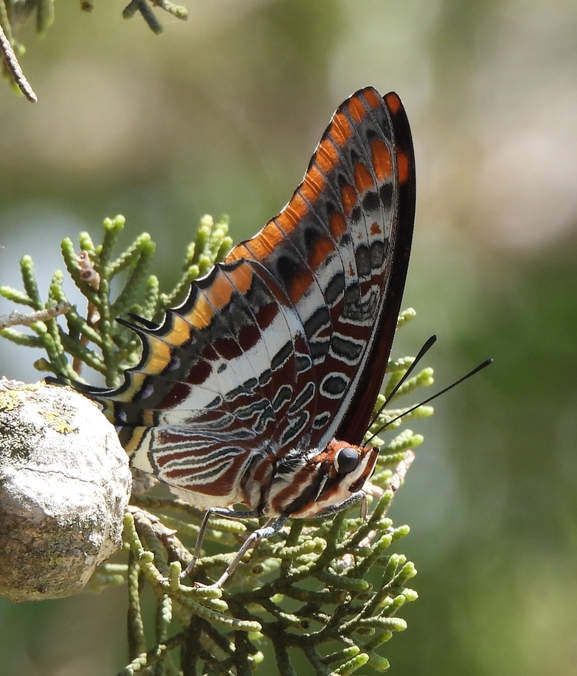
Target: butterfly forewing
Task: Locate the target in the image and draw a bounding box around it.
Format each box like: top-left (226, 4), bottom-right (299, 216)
top-left (334, 91), bottom-right (415, 444)
top-left (226, 88), bottom-right (414, 449)
top-left (81, 87), bottom-right (415, 511)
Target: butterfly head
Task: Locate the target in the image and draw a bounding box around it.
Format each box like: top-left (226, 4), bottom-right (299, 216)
top-left (264, 440), bottom-right (379, 519)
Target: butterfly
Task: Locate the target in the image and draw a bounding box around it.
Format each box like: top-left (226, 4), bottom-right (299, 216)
top-left (80, 87), bottom-right (416, 585)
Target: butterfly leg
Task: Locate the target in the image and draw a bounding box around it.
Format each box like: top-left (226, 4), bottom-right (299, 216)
top-left (180, 507), bottom-right (261, 579)
top-left (210, 514), bottom-right (288, 588)
top-left (181, 507), bottom-right (287, 587)
top-left (180, 510), bottom-right (215, 578)
top-left (312, 490), bottom-right (367, 519)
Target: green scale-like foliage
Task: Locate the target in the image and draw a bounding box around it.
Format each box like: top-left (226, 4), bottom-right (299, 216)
top-left (0, 215), bottom-right (433, 675)
top-left (0, 214), bottom-right (232, 385)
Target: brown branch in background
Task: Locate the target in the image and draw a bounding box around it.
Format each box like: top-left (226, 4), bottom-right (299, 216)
top-left (123, 0), bottom-right (189, 35)
top-left (0, 302), bottom-right (71, 330)
top-left (0, 0), bottom-right (189, 101)
top-left (74, 250), bottom-right (101, 375)
top-left (0, 21), bottom-right (37, 102)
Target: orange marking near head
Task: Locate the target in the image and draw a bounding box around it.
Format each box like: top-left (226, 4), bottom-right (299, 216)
top-left (384, 92), bottom-right (402, 115)
top-left (397, 148), bottom-right (411, 184)
top-left (329, 212), bottom-right (347, 239)
top-left (363, 88), bottom-right (381, 110)
top-left (316, 138), bottom-right (338, 173)
top-left (354, 161), bottom-right (374, 193)
top-left (309, 236), bottom-right (335, 271)
top-left (331, 111), bottom-right (352, 147)
top-left (371, 139), bottom-right (392, 182)
top-left (340, 184), bottom-right (357, 216)
top-left (347, 96), bottom-right (367, 123)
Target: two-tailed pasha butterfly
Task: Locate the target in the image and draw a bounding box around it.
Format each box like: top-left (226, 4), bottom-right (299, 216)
top-left (80, 87), bottom-right (416, 585)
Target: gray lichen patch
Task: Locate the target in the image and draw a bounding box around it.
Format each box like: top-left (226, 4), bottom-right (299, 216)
top-left (0, 378), bottom-right (131, 602)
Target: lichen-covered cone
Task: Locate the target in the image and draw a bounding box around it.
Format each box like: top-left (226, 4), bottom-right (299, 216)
top-left (0, 378), bottom-right (131, 602)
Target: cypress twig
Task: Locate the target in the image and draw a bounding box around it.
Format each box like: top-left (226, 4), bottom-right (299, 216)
top-left (0, 20), bottom-right (36, 102)
top-left (0, 214), bottom-right (427, 673)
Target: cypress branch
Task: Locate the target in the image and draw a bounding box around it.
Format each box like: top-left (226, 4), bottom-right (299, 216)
top-left (0, 214), bottom-right (427, 674)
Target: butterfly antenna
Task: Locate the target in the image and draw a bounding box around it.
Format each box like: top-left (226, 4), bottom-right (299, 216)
top-left (365, 356), bottom-right (493, 445)
top-left (370, 334), bottom-right (438, 427)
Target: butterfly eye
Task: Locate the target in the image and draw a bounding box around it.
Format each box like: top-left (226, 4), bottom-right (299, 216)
top-left (334, 447), bottom-right (360, 475)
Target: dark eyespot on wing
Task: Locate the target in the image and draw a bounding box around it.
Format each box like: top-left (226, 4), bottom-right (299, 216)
top-left (362, 190), bottom-right (380, 213)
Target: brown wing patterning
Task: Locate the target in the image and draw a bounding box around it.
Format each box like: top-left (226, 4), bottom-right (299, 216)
top-left (80, 87), bottom-right (416, 516)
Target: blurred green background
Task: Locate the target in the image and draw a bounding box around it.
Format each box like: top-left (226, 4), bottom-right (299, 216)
top-left (1, 0), bottom-right (577, 674)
